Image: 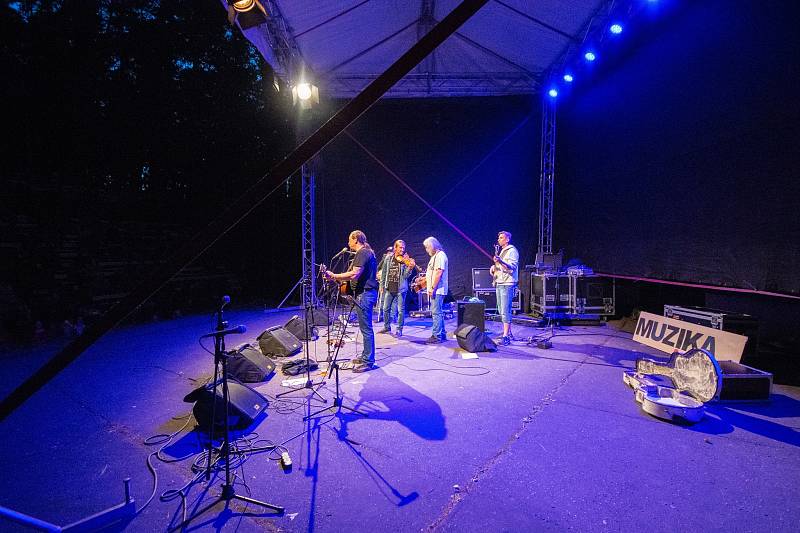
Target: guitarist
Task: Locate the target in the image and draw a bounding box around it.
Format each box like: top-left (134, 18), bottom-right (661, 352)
top-left (490, 230), bottom-right (519, 345)
top-left (378, 239), bottom-right (417, 338)
top-left (323, 230), bottom-right (379, 372)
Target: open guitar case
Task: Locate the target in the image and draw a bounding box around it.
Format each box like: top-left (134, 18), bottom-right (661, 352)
top-left (623, 348), bottom-right (723, 424)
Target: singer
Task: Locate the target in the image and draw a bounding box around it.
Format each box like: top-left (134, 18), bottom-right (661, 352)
top-left (323, 230), bottom-right (378, 372)
top-left (490, 230), bottom-right (519, 345)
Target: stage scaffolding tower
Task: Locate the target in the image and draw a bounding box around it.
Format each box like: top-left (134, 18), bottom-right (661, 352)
top-left (537, 93), bottom-right (556, 262)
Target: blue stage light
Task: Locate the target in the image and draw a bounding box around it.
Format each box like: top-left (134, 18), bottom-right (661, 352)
top-left (584, 51), bottom-right (596, 62)
top-left (563, 74), bottom-right (574, 83)
top-left (610, 24), bottom-right (623, 34)
top-left (548, 88), bottom-right (558, 98)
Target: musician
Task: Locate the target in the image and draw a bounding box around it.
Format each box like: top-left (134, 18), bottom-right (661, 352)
top-left (490, 230), bottom-right (519, 345)
top-left (378, 240), bottom-right (416, 337)
top-left (324, 230), bottom-right (378, 372)
top-left (423, 236), bottom-right (449, 344)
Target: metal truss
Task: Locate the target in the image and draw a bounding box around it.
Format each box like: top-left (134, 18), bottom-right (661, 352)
top-left (325, 72), bottom-right (539, 98)
top-left (538, 93), bottom-right (556, 256)
top-left (258, 0), bottom-right (304, 79)
top-left (300, 162), bottom-right (317, 307)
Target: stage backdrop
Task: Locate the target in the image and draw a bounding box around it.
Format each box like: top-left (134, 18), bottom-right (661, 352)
top-left (556, 0), bottom-right (800, 295)
top-left (316, 95), bottom-right (540, 299)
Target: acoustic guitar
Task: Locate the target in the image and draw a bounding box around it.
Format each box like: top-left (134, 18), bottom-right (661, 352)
top-left (319, 263), bottom-right (352, 296)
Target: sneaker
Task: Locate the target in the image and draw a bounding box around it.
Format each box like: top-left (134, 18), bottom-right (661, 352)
top-left (425, 336), bottom-right (442, 344)
top-left (347, 357), bottom-right (366, 369)
top-left (378, 328), bottom-right (391, 334)
top-left (395, 329), bottom-right (403, 338)
top-left (501, 336), bottom-right (511, 346)
top-left (352, 360), bottom-right (377, 373)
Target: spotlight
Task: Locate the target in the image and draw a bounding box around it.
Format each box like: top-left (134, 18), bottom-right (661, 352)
top-left (296, 83), bottom-right (312, 101)
top-left (227, 0), bottom-right (267, 30)
top-left (231, 0), bottom-right (255, 11)
top-left (610, 23), bottom-right (623, 34)
top-left (548, 88), bottom-right (558, 98)
top-left (563, 73), bottom-right (574, 83)
top-left (584, 51), bottom-right (597, 62)
top-left (292, 82), bottom-right (319, 109)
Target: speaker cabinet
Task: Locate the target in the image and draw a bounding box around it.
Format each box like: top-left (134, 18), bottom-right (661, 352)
top-left (472, 268), bottom-right (494, 290)
top-left (184, 379), bottom-right (268, 431)
top-left (474, 289), bottom-right (521, 312)
top-left (257, 326), bottom-right (302, 357)
top-left (455, 323), bottom-right (497, 353)
top-left (457, 300), bottom-right (485, 332)
top-left (228, 344), bottom-right (276, 382)
top-left (284, 315), bottom-right (319, 341)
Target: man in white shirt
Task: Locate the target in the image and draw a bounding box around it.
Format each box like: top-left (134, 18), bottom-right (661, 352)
top-left (423, 236), bottom-right (448, 344)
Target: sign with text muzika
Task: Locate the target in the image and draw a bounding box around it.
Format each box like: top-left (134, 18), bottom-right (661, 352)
top-left (633, 312), bottom-right (747, 363)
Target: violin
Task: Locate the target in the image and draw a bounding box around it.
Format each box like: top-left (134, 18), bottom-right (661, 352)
top-left (394, 253), bottom-right (417, 269)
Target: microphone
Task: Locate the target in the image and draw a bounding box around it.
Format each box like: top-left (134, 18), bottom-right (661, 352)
top-left (200, 324), bottom-right (246, 339)
top-left (332, 247), bottom-right (349, 259)
top-left (221, 295), bottom-right (230, 308)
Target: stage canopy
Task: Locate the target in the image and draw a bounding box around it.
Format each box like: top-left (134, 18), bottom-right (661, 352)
top-left (232, 0), bottom-right (606, 97)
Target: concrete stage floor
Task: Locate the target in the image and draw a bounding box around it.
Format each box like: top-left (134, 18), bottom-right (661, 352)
top-left (1, 307), bottom-right (798, 532)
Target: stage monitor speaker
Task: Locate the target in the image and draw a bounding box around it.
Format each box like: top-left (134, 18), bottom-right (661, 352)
top-left (228, 344), bottom-right (276, 382)
top-left (257, 326), bottom-right (302, 358)
top-left (455, 323), bottom-right (497, 353)
top-left (284, 315), bottom-right (319, 341)
top-left (184, 379), bottom-right (268, 431)
top-left (457, 300), bottom-right (485, 332)
top-left (306, 307), bottom-right (331, 326)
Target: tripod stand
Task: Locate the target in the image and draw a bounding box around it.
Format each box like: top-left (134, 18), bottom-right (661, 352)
top-left (174, 301), bottom-right (283, 531)
top-left (306, 294), bottom-right (368, 420)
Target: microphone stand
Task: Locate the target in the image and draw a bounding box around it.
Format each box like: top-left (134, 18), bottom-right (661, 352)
top-left (306, 293), bottom-right (368, 420)
top-left (275, 267), bottom-right (327, 403)
top-left (204, 297), bottom-right (227, 480)
top-left (175, 299), bottom-right (282, 531)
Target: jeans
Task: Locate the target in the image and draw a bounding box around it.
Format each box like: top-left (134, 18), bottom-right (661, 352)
top-left (383, 291), bottom-right (406, 330)
top-left (355, 290), bottom-right (378, 362)
top-left (496, 284), bottom-right (517, 325)
top-left (430, 293), bottom-right (445, 340)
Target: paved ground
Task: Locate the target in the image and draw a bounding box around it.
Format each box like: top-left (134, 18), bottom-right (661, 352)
top-left (1, 307), bottom-right (798, 532)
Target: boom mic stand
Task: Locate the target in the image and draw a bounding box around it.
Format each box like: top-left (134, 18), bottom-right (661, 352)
top-left (175, 299), bottom-right (282, 530)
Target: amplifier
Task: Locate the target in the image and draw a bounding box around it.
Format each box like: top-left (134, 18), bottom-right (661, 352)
top-left (472, 268), bottom-right (494, 290)
top-left (474, 289), bottom-right (521, 312)
top-left (663, 305), bottom-right (759, 357)
top-left (569, 275), bottom-right (615, 316)
top-left (531, 273), bottom-right (570, 317)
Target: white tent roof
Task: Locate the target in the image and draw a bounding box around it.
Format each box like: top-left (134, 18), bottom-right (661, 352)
top-left (236, 0), bottom-right (606, 98)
